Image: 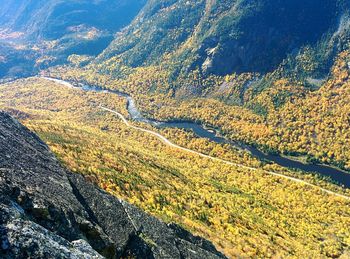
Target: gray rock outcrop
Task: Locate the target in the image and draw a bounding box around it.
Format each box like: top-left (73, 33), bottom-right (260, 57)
top-left (0, 111), bottom-right (226, 259)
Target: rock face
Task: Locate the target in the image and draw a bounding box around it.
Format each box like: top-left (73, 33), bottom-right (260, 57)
top-left (101, 0), bottom-right (348, 76)
top-left (0, 111), bottom-right (226, 259)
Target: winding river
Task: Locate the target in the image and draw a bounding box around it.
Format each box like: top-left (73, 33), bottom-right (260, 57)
top-left (43, 77), bottom-right (350, 188)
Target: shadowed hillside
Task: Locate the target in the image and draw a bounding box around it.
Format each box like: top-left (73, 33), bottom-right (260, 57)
top-left (98, 0), bottom-right (347, 77)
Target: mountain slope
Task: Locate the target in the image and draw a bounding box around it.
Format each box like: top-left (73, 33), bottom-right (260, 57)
top-left (0, 0), bottom-right (146, 40)
top-left (0, 111), bottom-right (225, 259)
top-left (98, 0), bottom-right (347, 78)
top-left (0, 0), bottom-right (147, 78)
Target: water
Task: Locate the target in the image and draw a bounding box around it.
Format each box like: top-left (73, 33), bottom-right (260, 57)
top-left (158, 121), bottom-right (229, 144)
top-left (247, 148), bottom-right (350, 188)
top-left (159, 122), bottom-right (350, 188)
top-left (53, 78), bottom-right (350, 188)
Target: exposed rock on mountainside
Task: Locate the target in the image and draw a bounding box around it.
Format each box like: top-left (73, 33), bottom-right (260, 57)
top-left (99, 0), bottom-right (348, 77)
top-left (2, 0), bottom-right (349, 85)
top-left (0, 111), bottom-right (226, 259)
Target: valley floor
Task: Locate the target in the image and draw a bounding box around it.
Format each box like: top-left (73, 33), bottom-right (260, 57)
top-left (1, 77), bottom-right (350, 258)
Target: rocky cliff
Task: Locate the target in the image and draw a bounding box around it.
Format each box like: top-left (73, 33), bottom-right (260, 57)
top-left (0, 111), bottom-right (226, 259)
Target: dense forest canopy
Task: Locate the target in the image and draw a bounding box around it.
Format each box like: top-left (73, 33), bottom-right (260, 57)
top-left (1, 1), bottom-right (350, 258)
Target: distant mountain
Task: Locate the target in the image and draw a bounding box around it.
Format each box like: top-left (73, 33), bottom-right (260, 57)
top-left (0, 111), bottom-right (226, 259)
top-left (1, 0), bottom-right (350, 87)
top-left (0, 0), bottom-right (146, 41)
top-left (0, 0), bottom-right (146, 78)
top-left (98, 0), bottom-right (349, 78)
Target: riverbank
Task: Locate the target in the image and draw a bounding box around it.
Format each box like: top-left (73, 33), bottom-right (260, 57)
top-left (40, 76), bottom-right (350, 190)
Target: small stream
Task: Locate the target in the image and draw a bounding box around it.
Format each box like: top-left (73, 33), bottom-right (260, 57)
top-left (51, 78), bottom-right (350, 188)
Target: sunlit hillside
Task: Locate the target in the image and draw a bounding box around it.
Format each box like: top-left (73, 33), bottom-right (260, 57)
top-left (1, 1), bottom-right (350, 258)
top-left (1, 78), bottom-right (350, 257)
